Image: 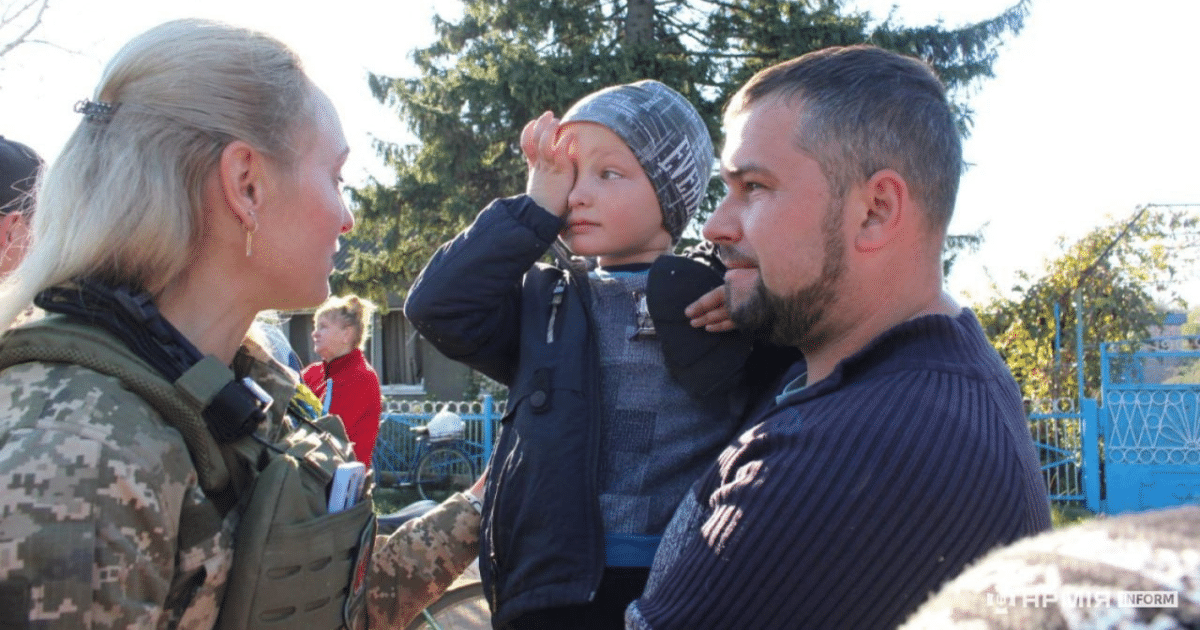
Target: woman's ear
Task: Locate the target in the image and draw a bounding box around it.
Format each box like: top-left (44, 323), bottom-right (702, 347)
top-left (854, 169), bottom-right (908, 254)
top-left (218, 140), bottom-right (266, 232)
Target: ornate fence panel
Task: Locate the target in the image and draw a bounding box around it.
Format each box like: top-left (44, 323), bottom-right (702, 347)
top-left (1027, 397), bottom-right (1087, 503)
top-left (1101, 337), bottom-right (1200, 513)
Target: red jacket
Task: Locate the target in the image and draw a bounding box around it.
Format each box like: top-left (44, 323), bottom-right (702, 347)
top-left (302, 348), bottom-right (382, 466)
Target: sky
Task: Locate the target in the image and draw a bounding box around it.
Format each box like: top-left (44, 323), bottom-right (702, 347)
top-left (2, 0), bottom-right (1198, 308)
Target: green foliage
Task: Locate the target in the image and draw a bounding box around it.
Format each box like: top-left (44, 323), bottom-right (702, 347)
top-left (463, 370), bottom-right (508, 402)
top-left (1051, 503), bottom-right (1093, 528)
top-left (373, 486), bottom-right (421, 514)
top-left (340, 0), bottom-right (1030, 300)
top-left (1181, 308), bottom-right (1200, 337)
top-left (1161, 309), bottom-right (1200, 385)
top-left (976, 206), bottom-right (1199, 402)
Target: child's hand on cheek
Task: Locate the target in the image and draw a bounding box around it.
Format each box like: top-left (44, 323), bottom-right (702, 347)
top-left (521, 111), bottom-right (576, 217)
top-left (685, 286), bottom-right (737, 333)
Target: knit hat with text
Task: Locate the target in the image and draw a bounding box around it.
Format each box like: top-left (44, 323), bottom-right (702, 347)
top-left (561, 80), bottom-right (713, 243)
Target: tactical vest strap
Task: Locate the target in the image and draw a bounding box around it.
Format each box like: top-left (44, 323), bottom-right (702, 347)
top-left (0, 314), bottom-right (375, 629)
top-left (0, 315), bottom-right (231, 492)
top-left (176, 356), bottom-right (238, 410)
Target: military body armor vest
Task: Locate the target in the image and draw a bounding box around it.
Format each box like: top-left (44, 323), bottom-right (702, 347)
top-left (0, 315), bottom-right (375, 629)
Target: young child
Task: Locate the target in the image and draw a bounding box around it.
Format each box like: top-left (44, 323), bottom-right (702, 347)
top-left (405, 81), bottom-right (751, 629)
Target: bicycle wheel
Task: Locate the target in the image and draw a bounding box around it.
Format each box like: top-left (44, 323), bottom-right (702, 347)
top-left (416, 447), bottom-right (475, 502)
top-left (404, 582), bottom-right (489, 630)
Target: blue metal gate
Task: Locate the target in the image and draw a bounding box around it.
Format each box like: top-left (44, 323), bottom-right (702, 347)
top-left (1028, 398), bottom-right (1092, 503)
top-left (1098, 337), bottom-right (1200, 513)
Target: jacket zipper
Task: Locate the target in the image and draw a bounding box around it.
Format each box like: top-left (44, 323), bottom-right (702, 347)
top-left (572, 268), bottom-right (605, 602)
top-left (546, 277), bottom-right (566, 343)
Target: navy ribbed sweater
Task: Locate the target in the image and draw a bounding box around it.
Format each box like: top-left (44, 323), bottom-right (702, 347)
top-left (627, 309), bottom-right (1052, 629)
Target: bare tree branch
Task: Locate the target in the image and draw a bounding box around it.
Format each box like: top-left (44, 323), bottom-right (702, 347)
top-left (0, 0), bottom-right (49, 59)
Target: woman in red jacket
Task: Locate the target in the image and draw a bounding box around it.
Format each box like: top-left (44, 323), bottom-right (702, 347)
top-left (303, 294), bottom-right (383, 466)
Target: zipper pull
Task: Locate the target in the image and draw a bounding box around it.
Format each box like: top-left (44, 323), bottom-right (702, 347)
top-left (546, 279), bottom-right (566, 343)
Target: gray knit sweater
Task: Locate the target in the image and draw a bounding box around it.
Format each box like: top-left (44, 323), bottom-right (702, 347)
top-left (589, 266), bottom-right (739, 563)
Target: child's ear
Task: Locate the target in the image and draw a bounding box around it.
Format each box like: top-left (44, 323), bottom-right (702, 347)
top-left (854, 169), bottom-right (907, 254)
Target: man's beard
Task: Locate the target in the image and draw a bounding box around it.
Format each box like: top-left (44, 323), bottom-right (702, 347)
top-left (728, 203), bottom-right (846, 349)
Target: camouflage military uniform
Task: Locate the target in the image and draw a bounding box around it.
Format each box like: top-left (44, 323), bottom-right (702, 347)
top-left (0, 334), bottom-right (480, 629)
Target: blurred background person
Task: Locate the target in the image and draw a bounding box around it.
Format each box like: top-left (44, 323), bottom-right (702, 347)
top-left (304, 293), bottom-right (383, 466)
top-left (0, 135), bottom-right (42, 278)
top-left (254, 313), bottom-right (305, 375)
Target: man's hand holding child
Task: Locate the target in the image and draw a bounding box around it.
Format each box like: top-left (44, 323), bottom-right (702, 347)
top-left (686, 286), bottom-right (735, 333)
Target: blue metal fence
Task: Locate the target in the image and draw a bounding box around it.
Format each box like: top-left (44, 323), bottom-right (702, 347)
top-left (1027, 398), bottom-right (1086, 503)
top-left (382, 394), bottom-right (1097, 507)
top-left (372, 395), bottom-right (506, 481)
top-left (378, 380), bottom-right (1200, 515)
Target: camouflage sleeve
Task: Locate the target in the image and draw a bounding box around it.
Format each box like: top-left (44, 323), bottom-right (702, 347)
top-left (366, 493), bottom-right (481, 627)
top-left (0, 363), bottom-right (199, 628)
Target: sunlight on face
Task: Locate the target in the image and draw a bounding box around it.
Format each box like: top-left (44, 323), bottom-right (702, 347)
top-left (259, 86), bottom-right (354, 311)
top-left (560, 122), bottom-right (671, 267)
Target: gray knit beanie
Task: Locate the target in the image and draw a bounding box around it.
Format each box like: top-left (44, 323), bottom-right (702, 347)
top-left (561, 80), bottom-right (713, 243)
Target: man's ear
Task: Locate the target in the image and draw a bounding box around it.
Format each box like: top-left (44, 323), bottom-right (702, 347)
top-left (854, 169), bottom-right (908, 253)
top-left (218, 140), bottom-right (266, 232)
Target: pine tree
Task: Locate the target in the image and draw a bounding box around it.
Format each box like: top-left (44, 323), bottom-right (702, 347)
top-left (339, 0), bottom-right (1029, 302)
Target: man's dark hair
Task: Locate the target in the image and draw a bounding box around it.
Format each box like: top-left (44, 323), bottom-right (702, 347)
top-left (727, 45), bottom-right (961, 234)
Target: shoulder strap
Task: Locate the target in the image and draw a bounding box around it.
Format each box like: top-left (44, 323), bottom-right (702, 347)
top-left (0, 315), bottom-right (231, 493)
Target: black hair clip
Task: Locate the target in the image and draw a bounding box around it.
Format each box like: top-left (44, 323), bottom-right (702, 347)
top-left (74, 99), bottom-right (118, 123)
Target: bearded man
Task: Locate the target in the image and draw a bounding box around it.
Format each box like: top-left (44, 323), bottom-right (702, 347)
top-left (626, 45), bottom-right (1052, 630)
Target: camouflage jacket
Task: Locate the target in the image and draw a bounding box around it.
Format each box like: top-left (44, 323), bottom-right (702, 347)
top-left (0, 328), bottom-right (480, 629)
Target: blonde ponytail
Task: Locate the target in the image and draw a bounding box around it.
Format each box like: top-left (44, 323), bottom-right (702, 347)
top-left (0, 18), bottom-right (313, 327)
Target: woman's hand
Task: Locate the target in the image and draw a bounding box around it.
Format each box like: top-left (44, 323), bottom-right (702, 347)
top-left (520, 111), bottom-right (576, 217)
top-left (685, 286), bottom-right (736, 333)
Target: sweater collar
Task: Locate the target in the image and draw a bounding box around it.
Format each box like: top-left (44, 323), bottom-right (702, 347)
top-left (776, 308), bottom-right (992, 406)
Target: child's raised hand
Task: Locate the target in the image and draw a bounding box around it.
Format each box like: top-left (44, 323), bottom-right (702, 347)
top-left (521, 111), bottom-right (576, 217)
top-left (685, 286), bottom-right (737, 333)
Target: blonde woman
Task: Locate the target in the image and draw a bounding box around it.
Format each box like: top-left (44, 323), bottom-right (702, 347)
top-left (303, 294), bottom-right (383, 466)
top-left (0, 19), bottom-right (482, 629)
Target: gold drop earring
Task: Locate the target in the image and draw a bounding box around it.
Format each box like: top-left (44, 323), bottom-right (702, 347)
top-left (245, 210), bottom-right (257, 258)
